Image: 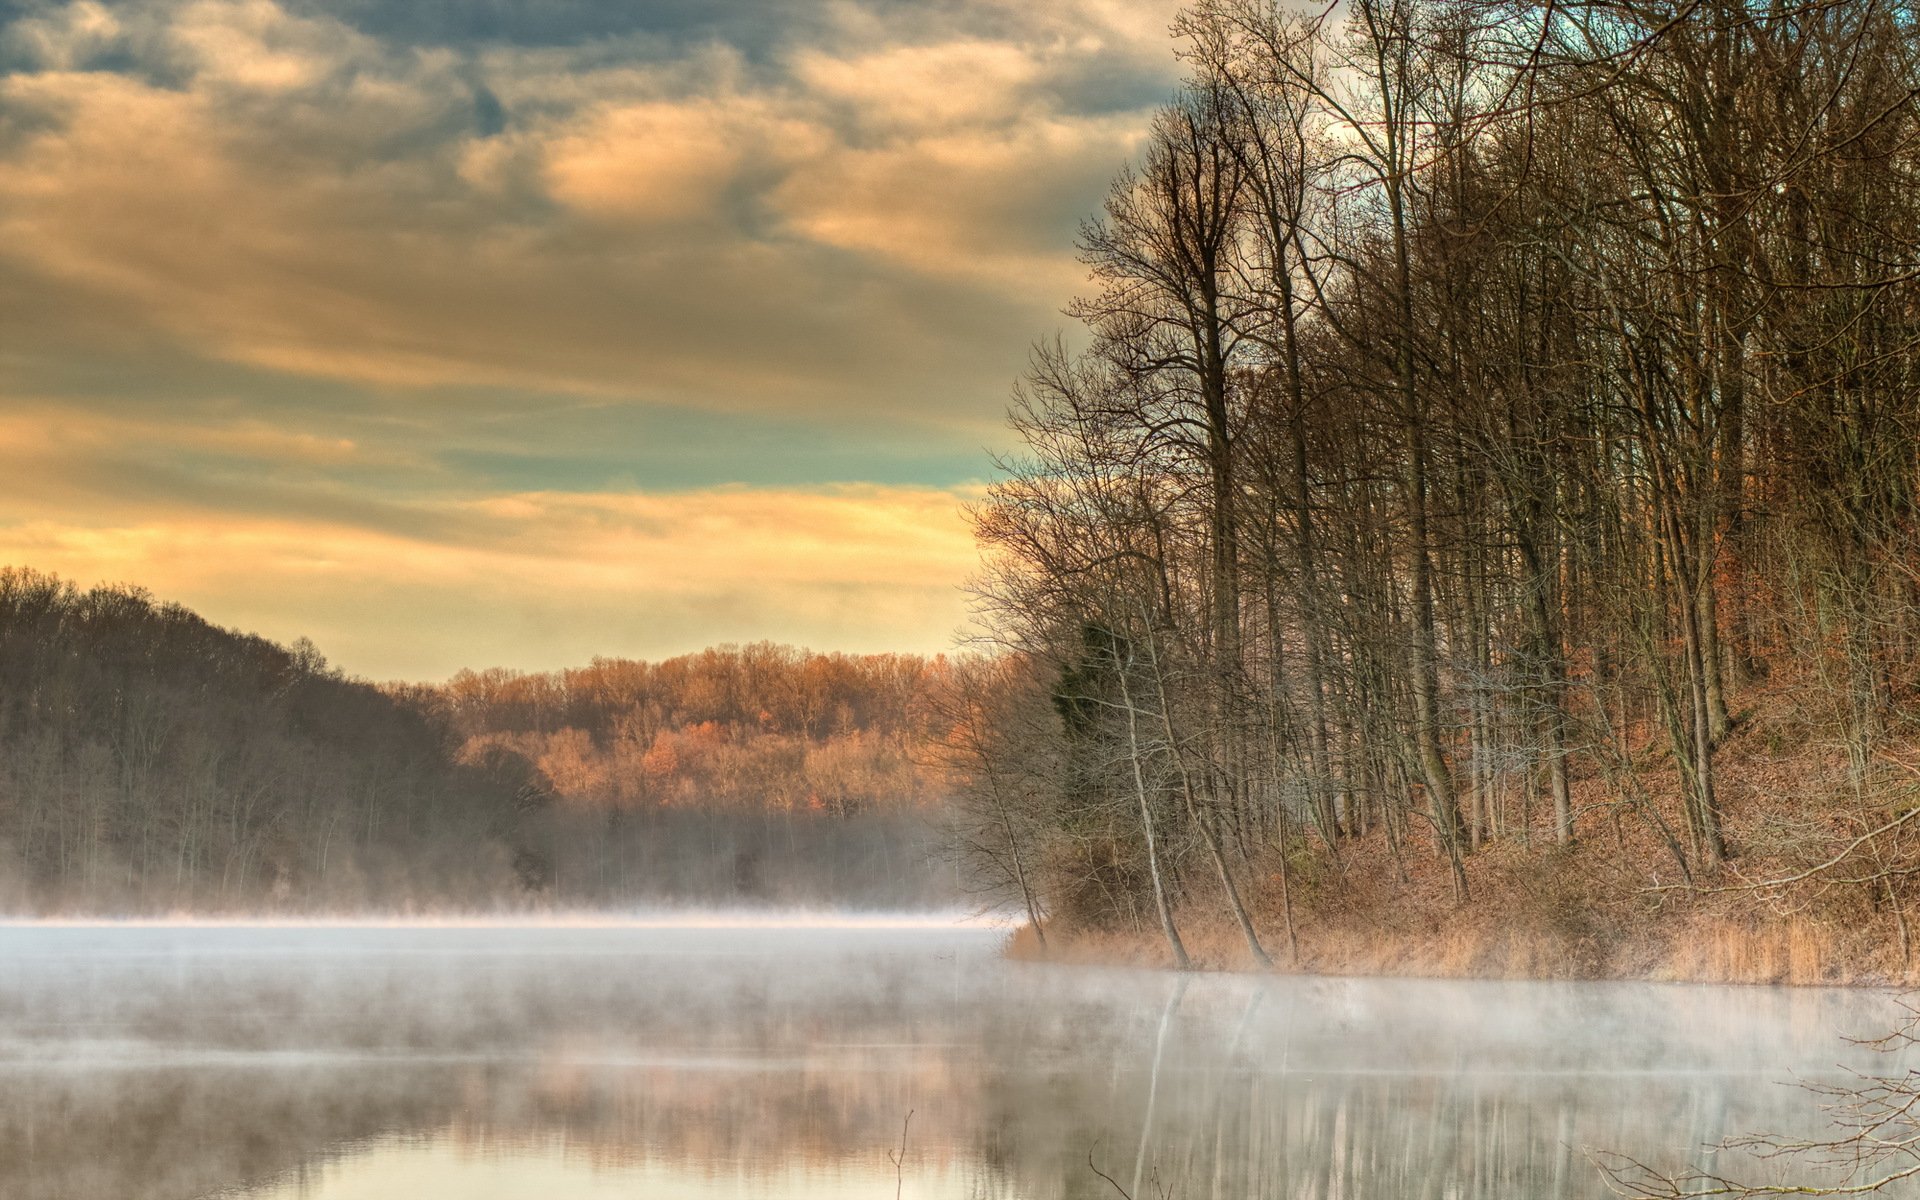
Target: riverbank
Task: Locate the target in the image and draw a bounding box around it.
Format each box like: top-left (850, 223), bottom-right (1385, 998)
top-left (1011, 684), bottom-right (1920, 987)
top-left (1011, 867), bottom-right (1894, 986)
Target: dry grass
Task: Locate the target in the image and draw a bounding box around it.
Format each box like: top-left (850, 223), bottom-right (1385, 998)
top-left (1657, 918), bottom-right (1832, 985)
top-left (1021, 908), bottom-right (1910, 986)
top-left (1014, 672), bottom-right (1920, 987)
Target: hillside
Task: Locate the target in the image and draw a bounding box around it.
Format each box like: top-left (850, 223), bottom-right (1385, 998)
top-left (0, 570), bottom-right (962, 913)
top-left (943, 0), bottom-right (1920, 993)
top-left (0, 568), bottom-right (544, 911)
top-left (1012, 666), bottom-right (1920, 985)
top-left (437, 647), bottom-right (941, 816)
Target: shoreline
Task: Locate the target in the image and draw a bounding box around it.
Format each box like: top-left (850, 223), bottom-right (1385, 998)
top-left (1004, 832), bottom-right (1918, 990)
top-left (996, 680), bottom-right (1920, 993)
top-left (1006, 921), bottom-right (1920, 990)
top-left (1006, 920), bottom-right (1915, 989)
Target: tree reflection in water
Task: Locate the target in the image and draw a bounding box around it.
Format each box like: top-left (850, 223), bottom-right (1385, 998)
top-left (0, 922), bottom-right (1899, 1200)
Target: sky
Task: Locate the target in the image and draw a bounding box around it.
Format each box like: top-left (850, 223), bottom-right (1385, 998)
top-left (0, 0), bottom-right (1184, 680)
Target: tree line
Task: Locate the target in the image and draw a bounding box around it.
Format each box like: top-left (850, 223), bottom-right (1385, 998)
top-left (957, 0), bottom-right (1920, 964)
top-left (0, 571), bottom-right (957, 911)
top-left (0, 568), bottom-right (546, 910)
top-left (429, 647), bottom-right (956, 906)
top-left (436, 645), bottom-right (939, 815)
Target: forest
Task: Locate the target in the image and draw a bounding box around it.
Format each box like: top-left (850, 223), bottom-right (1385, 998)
top-left (0, 568), bottom-right (544, 910)
top-left (0, 569), bottom-right (951, 912)
top-left (432, 647), bottom-right (953, 906)
top-left (950, 0), bottom-right (1920, 978)
top-left (17, 0), bottom-right (1920, 971)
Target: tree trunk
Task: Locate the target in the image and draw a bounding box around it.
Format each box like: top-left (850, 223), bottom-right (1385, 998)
top-left (1115, 654), bottom-right (1190, 969)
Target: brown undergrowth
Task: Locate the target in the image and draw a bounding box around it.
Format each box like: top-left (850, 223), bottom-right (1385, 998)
top-left (1009, 677), bottom-right (1920, 986)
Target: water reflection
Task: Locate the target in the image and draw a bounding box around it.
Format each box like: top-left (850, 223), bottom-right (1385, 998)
top-left (0, 922), bottom-right (1901, 1200)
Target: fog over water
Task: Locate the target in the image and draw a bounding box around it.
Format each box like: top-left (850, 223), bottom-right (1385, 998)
top-left (0, 919), bottom-right (1906, 1199)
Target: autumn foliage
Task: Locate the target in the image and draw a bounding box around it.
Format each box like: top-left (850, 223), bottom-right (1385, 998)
top-left (422, 646), bottom-right (960, 907)
top-left (435, 645), bottom-right (946, 817)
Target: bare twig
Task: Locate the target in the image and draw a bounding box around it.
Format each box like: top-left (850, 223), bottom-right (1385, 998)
top-left (886, 1109), bottom-right (913, 1200)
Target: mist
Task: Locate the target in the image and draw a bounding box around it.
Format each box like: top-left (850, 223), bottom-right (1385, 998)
top-left (10, 0), bottom-right (1920, 1192)
top-left (0, 918), bottom-right (1905, 1200)
top-left (0, 572), bottom-right (959, 916)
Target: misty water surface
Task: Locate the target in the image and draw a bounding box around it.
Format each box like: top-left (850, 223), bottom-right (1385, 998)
top-left (0, 919), bottom-right (1907, 1199)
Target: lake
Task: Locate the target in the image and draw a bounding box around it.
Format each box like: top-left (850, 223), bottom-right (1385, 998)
top-left (0, 918), bottom-right (1905, 1199)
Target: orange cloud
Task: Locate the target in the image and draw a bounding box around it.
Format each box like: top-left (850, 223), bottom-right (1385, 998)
top-left (0, 0), bottom-right (1175, 417)
top-left (0, 407), bottom-right (373, 467)
top-left (792, 39), bottom-right (1045, 133)
top-left (0, 483), bottom-right (982, 680)
top-left (771, 114), bottom-right (1145, 291)
top-left (542, 96), bottom-right (828, 224)
top-left (0, 0), bottom-right (1185, 678)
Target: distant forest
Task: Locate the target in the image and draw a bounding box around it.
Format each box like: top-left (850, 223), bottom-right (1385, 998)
top-left (435, 648), bottom-right (953, 906)
top-left (949, 0), bottom-right (1920, 972)
top-left (0, 568), bottom-right (953, 912)
top-left (0, 569), bottom-right (542, 910)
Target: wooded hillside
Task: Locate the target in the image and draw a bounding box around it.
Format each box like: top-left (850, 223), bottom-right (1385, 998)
top-left (427, 647), bottom-right (955, 906)
top-left (956, 0), bottom-right (1920, 976)
top-left (438, 646), bottom-right (941, 815)
top-left (0, 568), bottom-right (543, 911)
top-left (0, 572), bottom-right (961, 912)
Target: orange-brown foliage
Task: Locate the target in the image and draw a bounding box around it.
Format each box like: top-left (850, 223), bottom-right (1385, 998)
top-left (437, 643), bottom-right (953, 817)
top-left (1028, 663), bottom-right (1920, 987)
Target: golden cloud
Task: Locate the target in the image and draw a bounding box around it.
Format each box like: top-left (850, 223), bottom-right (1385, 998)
top-left (791, 39), bottom-right (1045, 133)
top-left (0, 0), bottom-right (1184, 677)
top-left (166, 0), bottom-right (361, 92)
top-left (771, 114), bottom-right (1145, 291)
top-left (0, 406), bottom-right (375, 467)
top-left (0, 482), bottom-right (983, 679)
top-left (541, 95), bottom-right (829, 224)
top-left (0, 0), bottom-right (1175, 417)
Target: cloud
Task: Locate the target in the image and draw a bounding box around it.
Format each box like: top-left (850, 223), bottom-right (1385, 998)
top-left (3, 0), bottom-right (122, 69)
top-left (540, 94), bottom-right (828, 225)
top-left (164, 0), bottom-right (361, 91)
top-left (0, 405), bottom-right (370, 467)
top-left (772, 114), bottom-right (1146, 291)
top-left (0, 0), bottom-right (1185, 672)
top-left (0, 0), bottom-right (1177, 416)
top-left (0, 57), bottom-right (1041, 418)
top-left (792, 39), bottom-right (1046, 134)
top-left (0, 483), bottom-right (983, 680)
